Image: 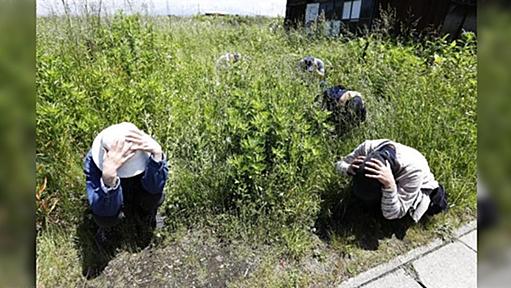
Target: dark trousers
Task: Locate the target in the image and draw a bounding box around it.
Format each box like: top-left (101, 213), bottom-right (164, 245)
top-left (423, 185), bottom-right (448, 216)
top-left (352, 184), bottom-right (447, 219)
top-left (93, 175), bottom-right (164, 229)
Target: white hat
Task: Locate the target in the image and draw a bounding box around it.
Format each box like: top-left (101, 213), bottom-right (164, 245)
top-left (91, 122), bottom-right (150, 178)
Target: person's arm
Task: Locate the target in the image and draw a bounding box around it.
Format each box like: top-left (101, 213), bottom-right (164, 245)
top-left (141, 154), bottom-right (169, 194)
top-left (339, 91), bottom-right (362, 106)
top-left (381, 170), bottom-right (422, 220)
top-left (316, 60), bottom-right (325, 76)
top-left (125, 128), bottom-right (168, 194)
top-left (83, 152), bottom-right (124, 217)
top-left (335, 140), bottom-right (370, 176)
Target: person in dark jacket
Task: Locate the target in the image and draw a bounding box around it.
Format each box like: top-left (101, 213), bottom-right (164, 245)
top-left (83, 122), bottom-right (169, 247)
top-left (322, 85), bottom-right (367, 133)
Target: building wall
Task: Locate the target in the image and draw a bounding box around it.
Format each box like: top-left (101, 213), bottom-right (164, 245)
top-left (285, 2), bottom-right (307, 27)
top-left (379, 0), bottom-right (451, 31)
top-left (378, 0), bottom-right (476, 37)
top-left (285, 0), bottom-right (476, 37)
top-left (285, 0), bottom-right (376, 31)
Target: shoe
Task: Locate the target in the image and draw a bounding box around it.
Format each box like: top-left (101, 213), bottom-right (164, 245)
top-left (153, 213), bottom-right (165, 230)
top-left (145, 211), bottom-right (165, 230)
top-left (135, 209), bottom-right (165, 230)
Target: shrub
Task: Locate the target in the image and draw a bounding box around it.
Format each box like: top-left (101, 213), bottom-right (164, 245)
top-left (36, 14), bottom-right (476, 249)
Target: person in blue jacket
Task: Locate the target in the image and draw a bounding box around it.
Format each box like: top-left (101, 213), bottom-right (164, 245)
top-left (83, 122), bottom-right (169, 247)
top-left (322, 85), bottom-right (367, 134)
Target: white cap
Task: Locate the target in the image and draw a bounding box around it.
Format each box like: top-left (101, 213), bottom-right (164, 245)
top-left (91, 122), bottom-right (150, 178)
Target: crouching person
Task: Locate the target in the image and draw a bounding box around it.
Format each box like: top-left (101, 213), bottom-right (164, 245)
top-left (322, 85), bottom-right (366, 133)
top-left (83, 122), bottom-right (168, 248)
top-left (298, 56), bottom-right (325, 77)
top-left (216, 52), bottom-right (242, 69)
top-left (335, 139), bottom-right (447, 223)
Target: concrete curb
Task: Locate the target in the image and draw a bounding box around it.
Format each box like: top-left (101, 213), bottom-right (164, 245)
top-left (454, 220), bottom-right (477, 238)
top-left (339, 220), bottom-right (477, 288)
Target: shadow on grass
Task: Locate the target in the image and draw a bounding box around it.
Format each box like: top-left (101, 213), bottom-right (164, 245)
top-left (74, 208), bottom-right (155, 280)
top-left (315, 180), bottom-right (415, 251)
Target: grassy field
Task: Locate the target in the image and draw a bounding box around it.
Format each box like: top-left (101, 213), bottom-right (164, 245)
top-left (36, 13), bottom-right (476, 287)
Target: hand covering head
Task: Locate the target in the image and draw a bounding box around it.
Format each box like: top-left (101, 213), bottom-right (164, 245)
top-left (91, 122), bottom-right (151, 178)
top-left (352, 143), bottom-right (397, 202)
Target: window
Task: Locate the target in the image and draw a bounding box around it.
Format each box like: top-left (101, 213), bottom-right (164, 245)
top-left (342, 1), bottom-right (351, 19)
top-left (341, 0), bottom-right (362, 20)
top-left (305, 3), bottom-right (320, 24)
top-left (351, 0), bottom-right (361, 19)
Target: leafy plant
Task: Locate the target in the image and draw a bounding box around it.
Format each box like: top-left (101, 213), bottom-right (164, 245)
top-left (36, 13), bottom-right (476, 258)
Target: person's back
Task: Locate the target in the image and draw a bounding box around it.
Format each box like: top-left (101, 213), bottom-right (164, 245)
top-left (392, 142), bottom-right (438, 191)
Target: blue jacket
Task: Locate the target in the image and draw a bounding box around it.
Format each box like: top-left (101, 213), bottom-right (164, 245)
top-left (83, 150), bottom-right (169, 217)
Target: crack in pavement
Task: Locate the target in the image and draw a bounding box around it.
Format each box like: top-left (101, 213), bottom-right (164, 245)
top-left (340, 221), bottom-right (477, 288)
top-left (402, 263), bottom-right (427, 288)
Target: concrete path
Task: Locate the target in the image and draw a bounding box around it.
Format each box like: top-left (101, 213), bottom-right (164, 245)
top-left (339, 221), bottom-right (477, 288)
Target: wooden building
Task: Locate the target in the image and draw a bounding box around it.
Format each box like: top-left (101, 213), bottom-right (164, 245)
top-left (284, 0), bottom-right (476, 38)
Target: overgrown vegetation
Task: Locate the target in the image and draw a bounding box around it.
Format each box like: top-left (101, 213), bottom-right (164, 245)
top-left (36, 12), bottom-right (476, 286)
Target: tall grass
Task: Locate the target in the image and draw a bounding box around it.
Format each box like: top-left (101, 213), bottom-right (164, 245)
top-left (36, 13), bottom-right (476, 251)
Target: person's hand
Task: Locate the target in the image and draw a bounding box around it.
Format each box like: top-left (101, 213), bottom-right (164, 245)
top-left (102, 139), bottom-right (136, 187)
top-left (125, 128), bottom-right (163, 161)
top-left (339, 92), bottom-right (351, 107)
top-left (364, 158), bottom-right (395, 189)
top-left (347, 156), bottom-right (366, 176)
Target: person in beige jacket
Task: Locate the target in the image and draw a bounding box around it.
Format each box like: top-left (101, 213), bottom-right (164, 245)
top-left (336, 139), bottom-right (447, 222)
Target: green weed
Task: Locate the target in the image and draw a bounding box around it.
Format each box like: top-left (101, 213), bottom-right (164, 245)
top-left (36, 13), bottom-right (476, 286)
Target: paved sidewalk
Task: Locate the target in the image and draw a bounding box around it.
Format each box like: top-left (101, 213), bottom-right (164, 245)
top-left (339, 221), bottom-right (477, 288)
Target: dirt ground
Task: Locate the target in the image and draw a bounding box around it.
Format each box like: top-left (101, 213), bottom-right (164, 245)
top-left (77, 202), bottom-right (472, 287)
top-left (82, 227), bottom-right (346, 287)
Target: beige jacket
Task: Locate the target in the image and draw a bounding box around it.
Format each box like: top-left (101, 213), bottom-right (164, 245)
top-left (336, 139), bottom-right (439, 222)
